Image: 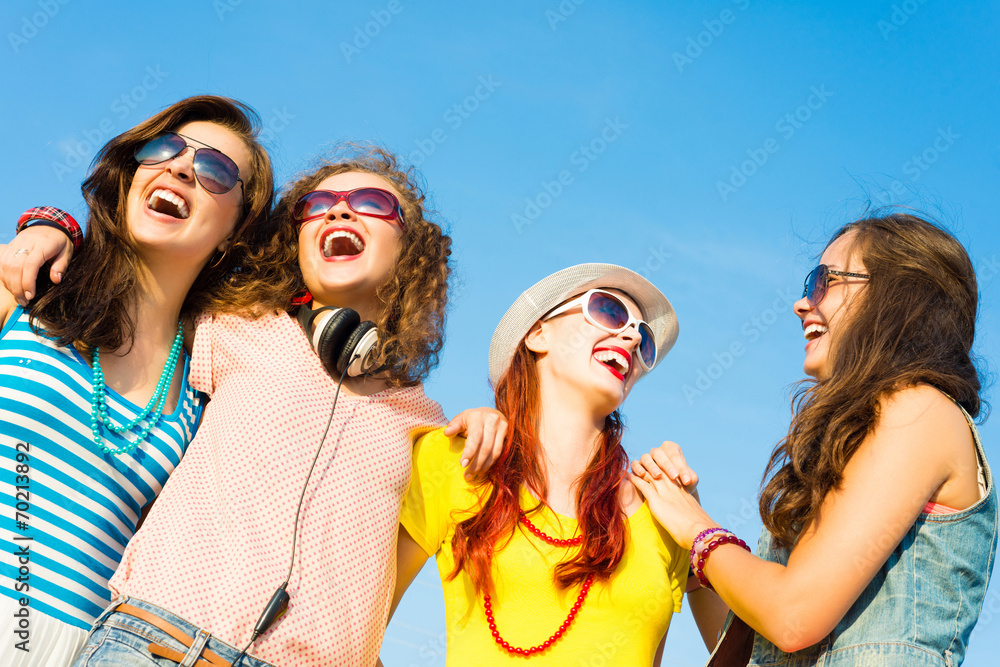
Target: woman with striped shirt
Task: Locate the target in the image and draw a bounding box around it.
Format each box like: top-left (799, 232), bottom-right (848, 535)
top-left (0, 95), bottom-right (274, 666)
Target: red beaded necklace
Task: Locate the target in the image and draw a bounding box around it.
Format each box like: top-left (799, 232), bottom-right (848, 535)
top-left (519, 510), bottom-right (583, 547)
top-left (483, 511), bottom-right (593, 657)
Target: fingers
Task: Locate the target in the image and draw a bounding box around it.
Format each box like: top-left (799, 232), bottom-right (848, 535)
top-left (447, 408), bottom-right (509, 479)
top-left (465, 414), bottom-right (507, 477)
top-left (649, 442), bottom-right (698, 487)
top-left (459, 430), bottom-right (482, 478)
top-left (1, 228), bottom-right (74, 305)
top-left (628, 472), bottom-right (653, 497)
top-left (628, 470), bottom-right (686, 501)
top-left (443, 414), bottom-right (464, 437)
top-left (445, 410), bottom-right (481, 473)
top-left (1, 247), bottom-right (41, 307)
top-left (17, 252), bottom-right (47, 304)
top-left (634, 441), bottom-right (699, 489)
top-left (630, 459), bottom-right (654, 479)
top-left (469, 419), bottom-right (505, 476)
top-left (639, 452), bottom-right (665, 480)
top-left (48, 245), bottom-right (72, 284)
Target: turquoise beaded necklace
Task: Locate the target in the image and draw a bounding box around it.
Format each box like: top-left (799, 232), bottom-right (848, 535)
top-left (89, 322), bottom-right (184, 455)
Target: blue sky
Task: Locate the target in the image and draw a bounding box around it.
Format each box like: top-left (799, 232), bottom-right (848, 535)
top-left (3, 1), bottom-right (999, 665)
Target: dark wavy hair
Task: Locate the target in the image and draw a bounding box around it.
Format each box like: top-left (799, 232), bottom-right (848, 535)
top-left (30, 95), bottom-right (274, 351)
top-left (219, 143), bottom-right (452, 387)
top-left (759, 213), bottom-right (982, 549)
top-left (449, 341), bottom-right (630, 595)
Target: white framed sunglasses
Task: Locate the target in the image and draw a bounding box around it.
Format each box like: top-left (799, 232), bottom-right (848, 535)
top-left (543, 288), bottom-right (656, 371)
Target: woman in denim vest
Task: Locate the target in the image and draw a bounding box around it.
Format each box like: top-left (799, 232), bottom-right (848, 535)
top-left (632, 213), bottom-right (997, 666)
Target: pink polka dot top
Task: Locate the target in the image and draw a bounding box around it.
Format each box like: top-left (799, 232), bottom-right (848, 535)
top-left (109, 312), bottom-right (446, 666)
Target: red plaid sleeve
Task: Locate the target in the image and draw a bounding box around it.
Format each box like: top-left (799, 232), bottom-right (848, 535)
top-left (16, 206), bottom-right (83, 252)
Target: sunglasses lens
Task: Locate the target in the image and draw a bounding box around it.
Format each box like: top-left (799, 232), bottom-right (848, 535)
top-left (638, 323), bottom-right (656, 369)
top-left (587, 292), bottom-right (656, 369)
top-left (348, 188), bottom-right (398, 218)
top-left (135, 133), bottom-right (186, 165)
top-left (804, 265), bottom-right (827, 305)
top-left (588, 292), bottom-right (630, 330)
top-left (293, 191), bottom-right (336, 223)
top-left (193, 149), bottom-right (239, 194)
top-left (134, 134), bottom-right (239, 194)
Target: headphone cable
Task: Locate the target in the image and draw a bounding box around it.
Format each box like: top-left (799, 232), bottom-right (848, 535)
top-left (232, 355), bottom-right (355, 666)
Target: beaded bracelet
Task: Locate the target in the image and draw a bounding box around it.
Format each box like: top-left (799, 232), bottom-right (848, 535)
top-left (691, 527), bottom-right (728, 550)
top-left (16, 206), bottom-right (83, 252)
top-left (689, 527), bottom-right (728, 565)
top-left (691, 530), bottom-right (750, 591)
top-left (688, 527), bottom-right (728, 585)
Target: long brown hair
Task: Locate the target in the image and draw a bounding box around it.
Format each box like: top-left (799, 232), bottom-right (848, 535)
top-left (221, 143), bottom-right (451, 386)
top-left (30, 95), bottom-right (274, 351)
top-left (450, 342), bottom-right (630, 594)
top-left (760, 213), bottom-right (982, 549)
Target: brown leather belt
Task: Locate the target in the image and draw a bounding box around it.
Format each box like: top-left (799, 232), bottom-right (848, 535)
top-left (114, 603), bottom-right (231, 667)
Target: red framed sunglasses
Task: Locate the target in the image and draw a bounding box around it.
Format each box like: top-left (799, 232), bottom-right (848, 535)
top-left (292, 188), bottom-right (405, 228)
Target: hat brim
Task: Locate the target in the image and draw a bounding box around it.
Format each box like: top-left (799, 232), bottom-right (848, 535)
top-left (488, 263), bottom-right (678, 385)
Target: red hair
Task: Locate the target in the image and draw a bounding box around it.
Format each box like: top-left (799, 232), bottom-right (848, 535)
top-left (449, 342), bottom-right (629, 594)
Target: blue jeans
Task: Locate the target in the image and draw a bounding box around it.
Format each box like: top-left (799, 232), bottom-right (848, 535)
top-left (71, 597), bottom-right (275, 667)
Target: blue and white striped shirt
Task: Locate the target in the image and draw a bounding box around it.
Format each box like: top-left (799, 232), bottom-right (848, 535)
top-left (0, 307), bottom-right (203, 629)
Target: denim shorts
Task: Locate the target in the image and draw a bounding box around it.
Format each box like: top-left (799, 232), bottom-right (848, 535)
top-left (71, 597), bottom-right (275, 667)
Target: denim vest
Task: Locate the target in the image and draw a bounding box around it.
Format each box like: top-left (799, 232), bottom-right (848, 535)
top-left (710, 410), bottom-right (998, 667)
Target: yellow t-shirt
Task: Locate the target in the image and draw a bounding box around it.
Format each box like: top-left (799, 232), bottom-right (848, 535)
top-left (400, 428), bottom-right (688, 665)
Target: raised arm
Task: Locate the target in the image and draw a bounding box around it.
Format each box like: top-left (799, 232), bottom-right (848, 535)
top-left (1, 224), bottom-right (75, 305)
top-left (630, 386), bottom-right (972, 652)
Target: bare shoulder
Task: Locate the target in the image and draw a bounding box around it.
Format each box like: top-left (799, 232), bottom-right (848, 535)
top-left (874, 384), bottom-right (971, 462)
top-left (879, 384), bottom-right (968, 429)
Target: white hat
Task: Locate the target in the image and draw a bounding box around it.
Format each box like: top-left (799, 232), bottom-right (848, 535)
top-left (488, 263), bottom-right (679, 385)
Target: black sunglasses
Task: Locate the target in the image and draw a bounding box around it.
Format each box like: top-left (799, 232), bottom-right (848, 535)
top-left (802, 264), bottom-right (871, 306)
top-left (134, 132), bottom-right (244, 195)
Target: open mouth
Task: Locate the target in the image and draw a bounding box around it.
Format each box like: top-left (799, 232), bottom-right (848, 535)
top-left (803, 323), bottom-right (828, 343)
top-left (320, 228), bottom-right (365, 258)
top-left (147, 188), bottom-right (190, 219)
top-left (593, 346), bottom-right (630, 380)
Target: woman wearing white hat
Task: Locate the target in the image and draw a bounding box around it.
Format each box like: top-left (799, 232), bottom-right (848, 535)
top-left (384, 263), bottom-right (724, 664)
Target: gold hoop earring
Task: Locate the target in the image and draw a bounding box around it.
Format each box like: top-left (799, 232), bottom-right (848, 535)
top-left (209, 248), bottom-right (228, 269)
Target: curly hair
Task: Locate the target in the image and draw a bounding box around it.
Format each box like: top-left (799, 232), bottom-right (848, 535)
top-left (217, 142), bottom-right (452, 386)
top-left (449, 342), bottom-right (629, 595)
top-left (759, 213), bottom-right (982, 549)
top-left (31, 95), bottom-right (274, 351)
